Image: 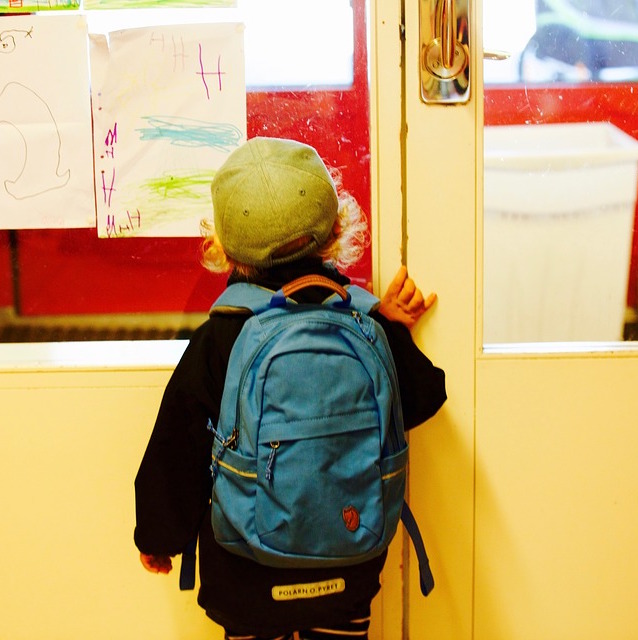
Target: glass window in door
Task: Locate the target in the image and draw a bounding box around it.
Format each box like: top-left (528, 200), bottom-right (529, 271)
top-left (483, 0), bottom-right (638, 346)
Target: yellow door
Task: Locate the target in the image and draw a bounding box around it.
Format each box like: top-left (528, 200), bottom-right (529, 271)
top-left (400, 1), bottom-right (638, 638)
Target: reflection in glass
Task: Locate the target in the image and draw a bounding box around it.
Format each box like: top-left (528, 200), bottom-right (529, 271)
top-left (483, 0), bottom-right (638, 344)
top-left (520, 0), bottom-right (638, 83)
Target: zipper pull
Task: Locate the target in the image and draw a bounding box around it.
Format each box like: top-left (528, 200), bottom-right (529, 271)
top-left (211, 445), bottom-right (223, 482)
top-left (210, 426), bottom-right (238, 484)
top-left (226, 427), bottom-right (239, 450)
top-left (265, 441), bottom-right (280, 483)
top-left (352, 310), bottom-right (374, 342)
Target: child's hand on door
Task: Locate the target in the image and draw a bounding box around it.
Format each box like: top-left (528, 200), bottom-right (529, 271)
top-left (377, 266), bottom-right (437, 329)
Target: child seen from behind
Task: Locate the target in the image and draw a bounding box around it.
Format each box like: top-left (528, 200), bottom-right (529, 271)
top-left (135, 137), bottom-right (447, 640)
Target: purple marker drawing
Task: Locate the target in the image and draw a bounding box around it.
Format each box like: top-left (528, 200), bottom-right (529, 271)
top-left (197, 43), bottom-right (225, 99)
top-left (101, 167), bottom-right (116, 207)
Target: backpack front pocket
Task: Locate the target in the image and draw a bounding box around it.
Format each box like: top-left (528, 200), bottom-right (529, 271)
top-left (254, 418), bottom-right (386, 565)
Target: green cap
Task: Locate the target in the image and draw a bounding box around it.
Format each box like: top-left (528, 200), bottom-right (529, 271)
top-left (211, 137), bottom-right (339, 268)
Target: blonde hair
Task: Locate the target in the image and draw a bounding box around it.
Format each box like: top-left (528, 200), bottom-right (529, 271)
top-left (201, 168), bottom-right (369, 278)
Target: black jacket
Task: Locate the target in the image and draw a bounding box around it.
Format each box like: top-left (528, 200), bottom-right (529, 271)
top-left (134, 259), bottom-right (447, 636)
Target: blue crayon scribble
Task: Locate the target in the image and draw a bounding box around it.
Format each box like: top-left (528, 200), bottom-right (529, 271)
top-left (136, 116), bottom-right (243, 151)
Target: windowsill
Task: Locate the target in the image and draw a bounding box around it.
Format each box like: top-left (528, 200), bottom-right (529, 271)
top-left (3, 338), bottom-right (638, 372)
top-left (0, 340), bottom-right (188, 372)
top-left (482, 341), bottom-right (638, 356)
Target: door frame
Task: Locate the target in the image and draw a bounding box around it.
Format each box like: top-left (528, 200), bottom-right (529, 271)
top-left (372, 1), bottom-right (479, 637)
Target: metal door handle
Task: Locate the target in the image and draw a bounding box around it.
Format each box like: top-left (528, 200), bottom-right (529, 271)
top-left (420, 0), bottom-right (470, 104)
top-left (484, 49), bottom-right (510, 61)
top-left (439, 0), bottom-right (456, 69)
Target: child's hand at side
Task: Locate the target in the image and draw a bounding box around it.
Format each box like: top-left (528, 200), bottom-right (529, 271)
top-left (378, 266), bottom-right (437, 329)
top-left (140, 552), bottom-right (173, 574)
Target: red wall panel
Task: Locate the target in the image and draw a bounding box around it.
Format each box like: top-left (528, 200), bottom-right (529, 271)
top-left (0, 232), bottom-right (12, 309)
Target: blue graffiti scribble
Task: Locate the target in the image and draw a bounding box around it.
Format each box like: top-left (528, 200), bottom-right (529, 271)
top-left (136, 116), bottom-right (243, 151)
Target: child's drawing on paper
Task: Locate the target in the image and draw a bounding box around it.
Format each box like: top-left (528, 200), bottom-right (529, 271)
top-left (84, 0), bottom-right (234, 8)
top-left (0, 82), bottom-right (70, 200)
top-left (0, 25), bottom-right (33, 53)
top-left (0, 27), bottom-right (70, 198)
top-left (0, 15), bottom-right (95, 229)
top-left (0, 1), bottom-right (79, 12)
top-left (90, 22), bottom-right (246, 238)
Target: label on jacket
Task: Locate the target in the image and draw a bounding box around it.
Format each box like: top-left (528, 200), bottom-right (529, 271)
top-left (271, 578), bottom-right (346, 601)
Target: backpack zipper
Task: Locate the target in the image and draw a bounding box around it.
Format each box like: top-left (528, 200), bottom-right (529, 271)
top-left (265, 441), bottom-right (280, 483)
top-left (208, 418), bottom-right (239, 482)
top-left (351, 310), bottom-right (375, 342)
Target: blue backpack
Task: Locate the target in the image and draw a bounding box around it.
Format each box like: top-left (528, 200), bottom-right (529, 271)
top-left (202, 275), bottom-right (434, 595)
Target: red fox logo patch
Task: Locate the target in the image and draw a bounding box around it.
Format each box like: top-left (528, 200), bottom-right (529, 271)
top-left (342, 505), bottom-right (360, 532)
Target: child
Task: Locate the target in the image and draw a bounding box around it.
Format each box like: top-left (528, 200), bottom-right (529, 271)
top-left (135, 137), bottom-right (446, 640)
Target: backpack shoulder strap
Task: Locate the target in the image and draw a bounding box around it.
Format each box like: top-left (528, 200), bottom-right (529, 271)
top-left (330, 284), bottom-right (380, 315)
top-left (401, 501), bottom-right (435, 596)
top-left (210, 283), bottom-right (276, 316)
top-left (178, 538), bottom-right (197, 591)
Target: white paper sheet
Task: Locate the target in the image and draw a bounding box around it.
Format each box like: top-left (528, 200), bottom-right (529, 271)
top-left (0, 15), bottom-right (95, 229)
top-left (90, 22), bottom-right (246, 237)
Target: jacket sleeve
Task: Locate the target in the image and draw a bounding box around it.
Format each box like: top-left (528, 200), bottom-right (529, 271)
top-left (373, 313), bottom-right (447, 430)
top-left (134, 316), bottom-right (241, 556)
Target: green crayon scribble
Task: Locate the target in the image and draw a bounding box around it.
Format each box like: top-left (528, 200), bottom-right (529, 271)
top-left (0, 0), bottom-right (79, 10)
top-left (139, 170), bottom-right (216, 201)
top-left (117, 172), bottom-right (216, 236)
